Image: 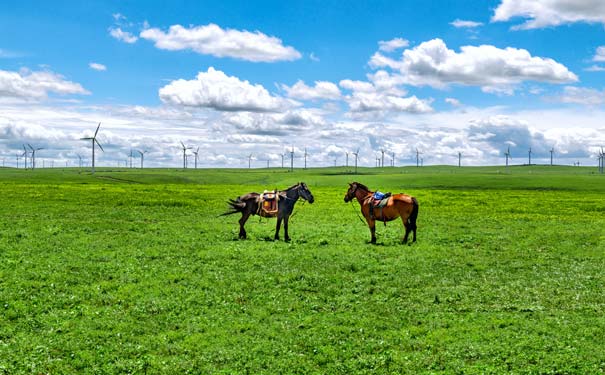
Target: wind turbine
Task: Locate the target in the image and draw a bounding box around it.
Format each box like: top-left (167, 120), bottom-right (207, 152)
top-left (415, 148), bottom-right (423, 168)
top-left (504, 146), bottom-right (511, 170)
top-left (81, 123), bottom-right (104, 173)
top-left (352, 148), bottom-right (359, 174)
top-left (528, 147), bottom-right (532, 165)
top-left (248, 154), bottom-right (253, 169)
top-left (345, 152), bottom-right (349, 168)
top-left (304, 148), bottom-right (308, 169)
top-left (281, 153), bottom-right (285, 168)
top-left (76, 153), bottom-right (83, 168)
top-left (391, 152), bottom-right (395, 167)
top-left (16, 152), bottom-right (21, 169)
top-left (381, 149), bottom-right (385, 168)
top-left (180, 141), bottom-right (191, 169)
top-left (550, 147), bottom-right (555, 166)
top-left (138, 150), bottom-right (148, 169)
top-left (22, 145), bottom-right (28, 169)
top-left (458, 151), bottom-right (462, 168)
top-left (290, 147), bottom-right (294, 172)
top-left (28, 144), bottom-right (43, 170)
top-left (193, 147), bottom-right (199, 169)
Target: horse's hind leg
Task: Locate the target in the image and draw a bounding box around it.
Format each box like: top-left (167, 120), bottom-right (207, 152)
top-left (239, 213), bottom-right (250, 239)
top-left (402, 217), bottom-right (411, 244)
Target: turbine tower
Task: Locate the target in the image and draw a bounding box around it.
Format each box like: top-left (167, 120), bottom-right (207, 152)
top-left (248, 154), bottom-right (253, 169)
top-left (138, 150), bottom-right (147, 169)
top-left (180, 141), bottom-right (191, 169)
top-left (504, 146), bottom-right (511, 170)
top-left (458, 151), bottom-right (462, 168)
top-left (304, 148), bottom-right (308, 169)
top-left (76, 153), bottom-right (83, 168)
top-left (352, 148), bottom-right (359, 174)
top-left (345, 152), bottom-right (349, 168)
top-left (21, 146), bottom-right (28, 169)
top-left (528, 147), bottom-right (532, 165)
top-left (416, 148), bottom-right (423, 168)
top-left (28, 144), bottom-right (44, 170)
top-left (81, 123), bottom-right (104, 173)
top-left (550, 147), bottom-right (555, 166)
top-left (193, 147), bottom-right (199, 169)
top-left (381, 149), bottom-right (385, 168)
top-left (290, 147), bottom-right (294, 172)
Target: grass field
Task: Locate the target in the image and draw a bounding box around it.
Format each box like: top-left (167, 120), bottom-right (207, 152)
top-left (1, 166), bottom-right (604, 374)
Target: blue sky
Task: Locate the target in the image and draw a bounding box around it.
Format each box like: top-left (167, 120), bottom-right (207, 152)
top-left (1, 0), bottom-right (605, 168)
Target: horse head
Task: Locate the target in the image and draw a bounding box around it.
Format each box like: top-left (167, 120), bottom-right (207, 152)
top-left (344, 182), bottom-right (357, 202)
top-left (297, 182), bottom-right (315, 203)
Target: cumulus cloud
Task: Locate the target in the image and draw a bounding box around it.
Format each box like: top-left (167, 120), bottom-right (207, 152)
top-left (281, 80), bottom-right (341, 101)
top-left (369, 38), bottom-right (577, 94)
top-left (0, 69), bottom-right (89, 100)
top-left (109, 27), bottom-right (139, 43)
top-left (159, 67), bottom-right (291, 112)
top-left (378, 37), bottom-right (409, 52)
top-left (450, 19), bottom-right (483, 28)
top-left (492, 0), bottom-right (605, 29)
top-left (89, 62), bottom-right (107, 71)
top-left (139, 23), bottom-right (301, 62)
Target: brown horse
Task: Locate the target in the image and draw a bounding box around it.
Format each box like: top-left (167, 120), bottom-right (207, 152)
top-left (221, 182), bottom-right (314, 241)
top-left (344, 182), bottom-right (418, 244)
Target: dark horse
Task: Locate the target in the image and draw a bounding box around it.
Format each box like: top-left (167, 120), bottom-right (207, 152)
top-left (221, 182), bottom-right (314, 241)
top-left (344, 182), bottom-right (418, 244)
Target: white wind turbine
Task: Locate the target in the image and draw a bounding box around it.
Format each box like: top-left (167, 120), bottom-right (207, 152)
top-left (180, 141), bottom-right (191, 169)
top-left (138, 150), bottom-right (148, 169)
top-left (28, 144), bottom-right (44, 170)
top-left (81, 123), bottom-right (104, 173)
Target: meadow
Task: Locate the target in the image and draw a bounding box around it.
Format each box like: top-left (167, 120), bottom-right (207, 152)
top-left (0, 166), bottom-right (604, 374)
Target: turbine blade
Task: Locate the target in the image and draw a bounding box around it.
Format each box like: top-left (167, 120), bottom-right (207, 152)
top-left (94, 123), bottom-right (101, 137)
top-left (95, 139), bottom-right (104, 152)
top-left (28, 143), bottom-right (34, 151)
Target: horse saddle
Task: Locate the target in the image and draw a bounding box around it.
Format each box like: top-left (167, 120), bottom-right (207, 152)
top-left (260, 190), bottom-right (279, 215)
top-left (369, 191), bottom-right (391, 222)
top-left (371, 191), bottom-right (391, 208)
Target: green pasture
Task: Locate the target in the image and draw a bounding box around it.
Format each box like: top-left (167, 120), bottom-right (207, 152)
top-left (0, 166), bottom-right (604, 374)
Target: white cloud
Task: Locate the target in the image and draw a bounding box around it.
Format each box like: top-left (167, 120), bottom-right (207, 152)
top-left (281, 80), bottom-right (341, 101)
top-left (378, 37), bottom-right (409, 52)
top-left (89, 62), bottom-right (107, 71)
top-left (109, 27), bottom-right (139, 43)
top-left (585, 65), bottom-right (605, 72)
top-left (370, 38), bottom-right (577, 93)
top-left (492, 0), bottom-right (605, 29)
top-left (158, 67), bottom-right (291, 112)
top-left (555, 86), bottom-right (605, 106)
top-left (139, 23), bottom-right (301, 62)
top-left (450, 19), bottom-right (483, 28)
top-left (593, 46), bottom-right (605, 62)
top-left (445, 98), bottom-right (462, 106)
top-left (347, 92), bottom-right (433, 114)
top-left (0, 68), bottom-right (89, 100)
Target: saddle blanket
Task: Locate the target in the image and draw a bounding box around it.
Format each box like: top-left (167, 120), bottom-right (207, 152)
top-left (372, 191), bottom-right (391, 208)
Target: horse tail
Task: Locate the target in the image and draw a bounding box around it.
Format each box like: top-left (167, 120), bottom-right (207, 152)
top-left (407, 197), bottom-right (419, 229)
top-left (219, 198), bottom-right (246, 216)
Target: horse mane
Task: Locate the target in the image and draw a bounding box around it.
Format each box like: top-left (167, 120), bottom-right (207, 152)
top-left (353, 182), bottom-right (372, 192)
top-left (284, 182), bottom-right (302, 191)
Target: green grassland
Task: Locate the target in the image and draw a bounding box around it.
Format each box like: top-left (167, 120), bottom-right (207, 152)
top-left (1, 166), bottom-right (604, 374)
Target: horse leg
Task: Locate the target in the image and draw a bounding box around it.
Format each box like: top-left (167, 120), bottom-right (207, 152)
top-left (366, 218), bottom-right (377, 244)
top-left (283, 216), bottom-right (291, 242)
top-left (275, 216), bottom-right (282, 241)
top-left (402, 216), bottom-right (410, 244)
top-left (238, 213), bottom-right (250, 239)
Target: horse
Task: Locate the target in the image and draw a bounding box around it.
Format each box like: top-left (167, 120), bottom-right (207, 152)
top-left (344, 182), bottom-right (418, 244)
top-left (221, 182), bottom-right (314, 241)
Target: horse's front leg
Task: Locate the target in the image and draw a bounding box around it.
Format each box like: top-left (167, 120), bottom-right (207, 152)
top-left (367, 218), bottom-right (377, 244)
top-left (283, 215), bottom-right (290, 242)
top-left (275, 216), bottom-right (282, 241)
